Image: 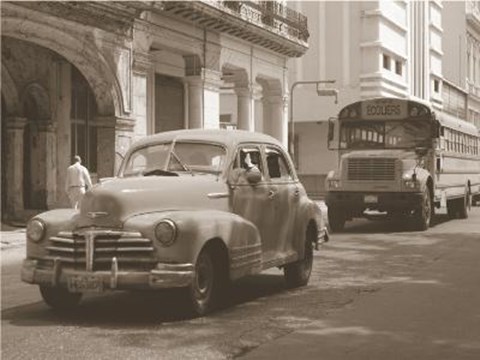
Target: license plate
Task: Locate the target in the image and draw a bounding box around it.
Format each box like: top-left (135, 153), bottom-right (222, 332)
top-left (364, 195), bottom-right (378, 204)
top-left (67, 275), bottom-right (103, 293)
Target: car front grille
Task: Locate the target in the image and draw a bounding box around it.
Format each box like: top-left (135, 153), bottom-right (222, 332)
top-left (347, 158), bottom-right (396, 181)
top-left (46, 229), bottom-right (156, 271)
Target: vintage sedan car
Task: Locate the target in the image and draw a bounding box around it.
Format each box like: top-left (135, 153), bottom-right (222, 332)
top-left (22, 129), bottom-right (328, 315)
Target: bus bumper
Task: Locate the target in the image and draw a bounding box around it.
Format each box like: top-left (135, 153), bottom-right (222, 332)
top-left (326, 191), bottom-right (424, 214)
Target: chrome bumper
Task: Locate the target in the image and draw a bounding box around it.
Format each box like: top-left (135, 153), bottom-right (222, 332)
top-left (21, 258), bottom-right (194, 291)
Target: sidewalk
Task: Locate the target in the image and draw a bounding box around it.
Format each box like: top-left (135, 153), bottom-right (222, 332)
top-left (0, 223), bottom-right (26, 250)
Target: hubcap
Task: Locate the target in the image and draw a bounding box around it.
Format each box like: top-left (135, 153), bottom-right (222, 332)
top-left (195, 253), bottom-right (213, 298)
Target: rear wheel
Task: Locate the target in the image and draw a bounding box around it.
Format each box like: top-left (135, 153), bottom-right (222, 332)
top-left (39, 285), bottom-right (82, 310)
top-left (458, 190), bottom-right (470, 219)
top-left (284, 226), bottom-right (315, 288)
top-left (447, 199), bottom-right (457, 219)
top-left (328, 207), bottom-right (346, 232)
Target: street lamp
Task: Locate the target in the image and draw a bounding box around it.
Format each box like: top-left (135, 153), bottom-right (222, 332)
top-left (289, 80), bottom-right (338, 161)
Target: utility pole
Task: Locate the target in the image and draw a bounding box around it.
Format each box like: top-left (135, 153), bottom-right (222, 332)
top-left (289, 80), bottom-right (338, 162)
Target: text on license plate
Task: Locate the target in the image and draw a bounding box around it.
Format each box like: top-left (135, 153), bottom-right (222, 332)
top-left (67, 275), bottom-right (103, 293)
top-left (364, 195), bottom-right (378, 203)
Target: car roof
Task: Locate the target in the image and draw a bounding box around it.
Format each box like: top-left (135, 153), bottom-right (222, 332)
top-left (131, 129), bottom-right (285, 149)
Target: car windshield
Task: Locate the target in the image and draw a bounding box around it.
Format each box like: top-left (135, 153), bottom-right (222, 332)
top-left (122, 141), bottom-right (226, 177)
top-left (339, 120), bottom-right (432, 150)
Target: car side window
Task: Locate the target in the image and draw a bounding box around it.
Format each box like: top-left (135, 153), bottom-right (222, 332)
top-left (231, 146), bottom-right (264, 183)
top-left (265, 147), bottom-right (293, 181)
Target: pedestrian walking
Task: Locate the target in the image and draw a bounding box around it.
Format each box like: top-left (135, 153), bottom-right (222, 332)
top-left (65, 155), bottom-right (92, 209)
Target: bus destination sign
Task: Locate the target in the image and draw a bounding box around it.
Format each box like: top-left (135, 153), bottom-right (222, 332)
top-left (361, 99), bottom-right (407, 120)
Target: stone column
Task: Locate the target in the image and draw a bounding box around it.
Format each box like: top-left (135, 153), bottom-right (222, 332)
top-left (4, 117), bottom-right (27, 219)
top-left (38, 122), bottom-right (57, 209)
top-left (253, 84), bottom-right (263, 132)
top-left (185, 68), bottom-right (222, 129)
top-left (132, 51), bottom-right (154, 139)
top-left (96, 116), bottom-right (136, 178)
top-left (50, 60), bottom-right (71, 207)
top-left (235, 84), bottom-right (255, 131)
top-left (263, 92), bottom-right (289, 147)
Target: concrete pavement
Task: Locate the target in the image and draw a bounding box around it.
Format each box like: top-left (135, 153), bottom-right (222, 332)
top-left (242, 211), bottom-right (480, 360)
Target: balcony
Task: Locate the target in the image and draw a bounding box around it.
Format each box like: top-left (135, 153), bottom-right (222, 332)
top-left (157, 1), bottom-right (309, 57)
top-left (466, 1), bottom-right (480, 32)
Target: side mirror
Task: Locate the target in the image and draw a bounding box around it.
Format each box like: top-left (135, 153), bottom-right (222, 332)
top-left (415, 146), bottom-right (429, 157)
top-left (327, 117), bottom-right (338, 150)
top-left (328, 120), bottom-right (334, 142)
top-left (246, 168), bottom-right (262, 185)
top-left (432, 121), bottom-right (441, 138)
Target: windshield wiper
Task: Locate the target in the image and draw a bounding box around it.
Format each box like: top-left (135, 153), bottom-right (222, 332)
top-left (143, 168), bottom-right (178, 177)
top-left (170, 150), bottom-right (194, 176)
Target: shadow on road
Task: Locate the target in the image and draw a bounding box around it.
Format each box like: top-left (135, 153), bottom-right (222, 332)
top-left (338, 214), bottom-right (451, 234)
top-left (1, 273), bottom-right (291, 327)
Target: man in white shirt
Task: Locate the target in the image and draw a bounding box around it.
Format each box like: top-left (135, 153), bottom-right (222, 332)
top-left (65, 155), bottom-right (93, 209)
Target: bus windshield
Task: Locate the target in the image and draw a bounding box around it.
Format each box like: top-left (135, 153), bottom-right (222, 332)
top-left (339, 120), bottom-right (432, 150)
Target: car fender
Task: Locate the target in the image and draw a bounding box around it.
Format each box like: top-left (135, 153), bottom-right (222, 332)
top-left (124, 210), bottom-right (262, 280)
top-left (293, 195), bottom-right (322, 259)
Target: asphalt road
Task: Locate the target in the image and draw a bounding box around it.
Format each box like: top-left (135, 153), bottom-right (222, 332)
top-left (2, 208), bottom-right (480, 360)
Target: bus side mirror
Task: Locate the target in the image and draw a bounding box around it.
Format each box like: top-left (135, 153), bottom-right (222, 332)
top-left (327, 117), bottom-right (339, 150)
top-left (432, 121), bottom-right (441, 138)
top-left (328, 120), bottom-right (334, 141)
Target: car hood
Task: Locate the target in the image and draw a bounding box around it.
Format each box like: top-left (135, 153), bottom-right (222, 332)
top-left (76, 175), bottom-right (229, 228)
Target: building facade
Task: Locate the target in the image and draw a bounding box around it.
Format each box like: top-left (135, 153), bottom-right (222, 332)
top-left (1, 1), bottom-right (309, 222)
top-left (289, 0), bottom-right (480, 197)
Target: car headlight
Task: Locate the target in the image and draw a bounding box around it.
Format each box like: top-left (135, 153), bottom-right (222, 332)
top-left (154, 219), bottom-right (177, 246)
top-left (328, 179), bottom-right (340, 189)
top-left (26, 219), bottom-right (45, 242)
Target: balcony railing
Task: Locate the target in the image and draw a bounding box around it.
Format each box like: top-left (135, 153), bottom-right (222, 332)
top-left (221, 1), bottom-right (309, 42)
top-left (160, 1), bottom-right (309, 56)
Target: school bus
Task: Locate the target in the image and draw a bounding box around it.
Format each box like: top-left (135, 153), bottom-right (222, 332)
top-left (325, 97), bottom-right (480, 231)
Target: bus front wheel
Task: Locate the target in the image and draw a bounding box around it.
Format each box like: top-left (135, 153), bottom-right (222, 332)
top-left (328, 207), bottom-right (346, 232)
top-left (413, 188), bottom-right (432, 231)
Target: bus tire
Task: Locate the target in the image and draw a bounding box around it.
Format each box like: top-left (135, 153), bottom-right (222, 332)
top-left (328, 208), bottom-right (346, 232)
top-left (458, 191), bottom-right (470, 219)
top-left (447, 200), bottom-right (457, 219)
top-left (414, 188), bottom-right (432, 231)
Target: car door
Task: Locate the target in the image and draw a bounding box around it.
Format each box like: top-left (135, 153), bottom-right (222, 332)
top-left (264, 145), bottom-right (299, 259)
top-left (228, 144), bottom-right (275, 262)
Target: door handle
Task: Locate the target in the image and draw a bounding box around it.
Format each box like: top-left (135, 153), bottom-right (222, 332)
top-left (268, 190), bottom-right (276, 199)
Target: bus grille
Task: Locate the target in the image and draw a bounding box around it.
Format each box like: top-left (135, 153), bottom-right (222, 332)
top-left (347, 158), bottom-right (396, 181)
top-left (46, 229), bottom-right (156, 271)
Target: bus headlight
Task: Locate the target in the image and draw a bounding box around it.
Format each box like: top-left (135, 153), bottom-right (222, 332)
top-left (328, 179), bottom-right (341, 189)
top-left (155, 219), bottom-right (177, 247)
top-left (26, 219), bottom-right (45, 242)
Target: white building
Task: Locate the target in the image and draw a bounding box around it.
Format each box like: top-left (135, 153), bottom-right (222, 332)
top-left (290, 0), bottom-right (480, 198)
top-left (1, 1), bottom-right (309, 222)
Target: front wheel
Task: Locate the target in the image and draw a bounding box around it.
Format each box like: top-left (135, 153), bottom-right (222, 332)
top-left (413, 188), bottom-right (433, 231)
top-left (39, 285), bottom-right (82, 311)
top-left (187, 249), bottom-right (216, 316)
top-left (328, 207), bottom-right (346, 233)
top-left (284, 227), bottom-right (314, 288)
